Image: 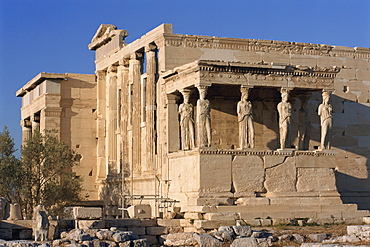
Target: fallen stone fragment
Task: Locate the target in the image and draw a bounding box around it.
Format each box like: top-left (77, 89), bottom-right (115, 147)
top-left (307, 233), bottom-right (327, 242)
top-left (232, 225), bottom-right (252, 237)
top-left (292, 233), bottom-right (305, 243)
top-left (322, 235), bottom-right (361, 244)
top-left (164, 232), bottom-right (198, 246)
top-left (53, 239), bottom-right (71, 246)
top-left (67, 229), bottom-right (92, 242)
top-left (130, 239), bottom-right (149, 247)
top-left (96, 230), bottom-right (115, 241)
top-left (212, 230), bottom-right (235, 243)
top-left (193, 233), bottom-right (224, 247)
top-left (231, 237), bottom-right (259, 247)
top-left (112, 231), bottom-right (138, 242)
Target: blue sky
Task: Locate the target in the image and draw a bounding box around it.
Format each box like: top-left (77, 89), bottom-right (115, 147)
top-left (1, 0), bottom-right (369, 156)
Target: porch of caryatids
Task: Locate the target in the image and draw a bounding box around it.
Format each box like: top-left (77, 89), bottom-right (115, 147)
top-left (179, 89), bottom-right (195, 150)
top-left (129, 52), bottom-right (142, 174)
top-left (237, 86), bottom-right (254, 149)
top-left (196, 85), bottom-right (211, 148)
top-left (277, 88), bottom-right (292, 150)
top-left (318, 90), bottom-right (333, 150)
top-left (106, 65), bottom-right (118, 176)
top-left (144, 44), bottom-right (157, 173)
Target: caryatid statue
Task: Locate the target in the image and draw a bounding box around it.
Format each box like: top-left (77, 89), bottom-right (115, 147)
top-left (237, 87), bottom-right (254, 148)
top-left (318, 91), bottom-right (333, 150)
top-left (179, 89), bottom-right (195, 150)
top-left (277, 88), bottom-right (292, 149)
top-left (196, 85), bottom-right (211, 147)
top-left (298, 96), bottom-right (311, 150)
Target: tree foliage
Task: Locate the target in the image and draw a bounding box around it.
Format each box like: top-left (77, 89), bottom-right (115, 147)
top-left (21, 130), bottom-right (82, 218)
top-left (0, 126), bottom-right (22, 203)
top-left (0, 127), bottom-right (82, 219)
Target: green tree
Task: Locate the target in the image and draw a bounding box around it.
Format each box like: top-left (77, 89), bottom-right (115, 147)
top-left (0, 126), bottom-right (22, 203)
top-left (21, 130), bottom-right (82, 218)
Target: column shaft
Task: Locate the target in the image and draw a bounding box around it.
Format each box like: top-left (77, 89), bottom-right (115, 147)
top-left (145, 48), bottom-right (157, 173)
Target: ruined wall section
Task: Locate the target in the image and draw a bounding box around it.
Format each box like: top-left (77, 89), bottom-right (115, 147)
top-left (59, 73), bottom-right (98, 200)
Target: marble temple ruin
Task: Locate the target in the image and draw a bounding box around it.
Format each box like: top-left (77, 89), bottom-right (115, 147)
top-left (16, 24), bottom-right (370, 222)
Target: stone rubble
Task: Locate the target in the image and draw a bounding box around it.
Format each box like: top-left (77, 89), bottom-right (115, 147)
top-left (163, 224), bottom-right (370, 247)
top-left (0, 228), bottom-right (148, 247)
top-left (1, 224), bottom-right (370, 246)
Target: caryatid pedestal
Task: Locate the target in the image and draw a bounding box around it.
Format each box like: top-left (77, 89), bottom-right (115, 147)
top-left (277, 88), bottom-right (292, 149)
top-left (196, 85), bottom-right (211, 148)
top-left (237, 86), bottom-right (254, 149)
top-left (179, 89), bottom-right (195, 150)
top-left (318, 90), bottom-right (333, 150)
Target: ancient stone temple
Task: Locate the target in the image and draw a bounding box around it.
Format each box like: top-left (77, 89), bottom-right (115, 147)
top-left (18, 24), bottom-right (370, 222)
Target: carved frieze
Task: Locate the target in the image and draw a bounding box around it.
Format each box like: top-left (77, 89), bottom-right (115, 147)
top-left (169, 148), bottom-right (337, 157)
top-left (164, 34), bottom-right (370, 59)
top-left (164, 60), bottom-right (340, 93)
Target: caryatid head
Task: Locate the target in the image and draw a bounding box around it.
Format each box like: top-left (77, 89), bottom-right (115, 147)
top-left (322, 91), bottom-right (331, 104)
top-left (241, 87), bottom-right (250, 101)
top-left (197, 85), bottom-right (208, 100)
top-left (280, 88), bottom-right (290, 103)
top-left (180, 89), bottom-right (191, 104)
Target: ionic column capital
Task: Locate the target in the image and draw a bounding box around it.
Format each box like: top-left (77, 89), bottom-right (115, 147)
top-left (145, 43), bottom-right (157, 53)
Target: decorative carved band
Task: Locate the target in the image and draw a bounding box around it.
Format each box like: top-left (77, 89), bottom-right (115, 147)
top-left (163, 34), bottom-right (370, 59)
top-left (198, 65), bottom-right (339, 79)
top-left (195, 149), bottom-right (337, 157)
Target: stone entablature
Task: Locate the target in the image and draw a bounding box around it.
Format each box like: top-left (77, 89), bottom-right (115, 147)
top-left (163, 60), bottom-right (339, 94)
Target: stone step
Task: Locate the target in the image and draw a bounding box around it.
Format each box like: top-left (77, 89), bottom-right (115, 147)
top-left (215, 203), bottom-right (360, 214)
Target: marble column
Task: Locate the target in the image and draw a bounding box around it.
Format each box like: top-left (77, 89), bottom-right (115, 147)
top-left (117, 59), bottom-right (129, 175)
top-left (106, 65), bottom-right (118, 175)
top-left (129, 53), bottom-right (142, 173)
top-left (277, 88), bottom-right (292, 149)
top-left (145, 45), bottom-right (157, 172)
top-left (196, 85), bottom-right (211, 148)
top-left (318, 90), bottom-right (333, 150)
top-left (96, 70), bottom-right (107, 181)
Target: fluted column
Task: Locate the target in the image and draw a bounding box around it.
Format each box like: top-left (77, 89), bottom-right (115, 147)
top-left (129, 53), bottom-right (142, 174)
top-left (96, 69), bottom-right (107, 181)
top-left (117, 59), bottom-right (129, 175)
top-left (144, 45), bottom-right (157, 173)
top-left (106, 65), bottom-right (118, 175)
